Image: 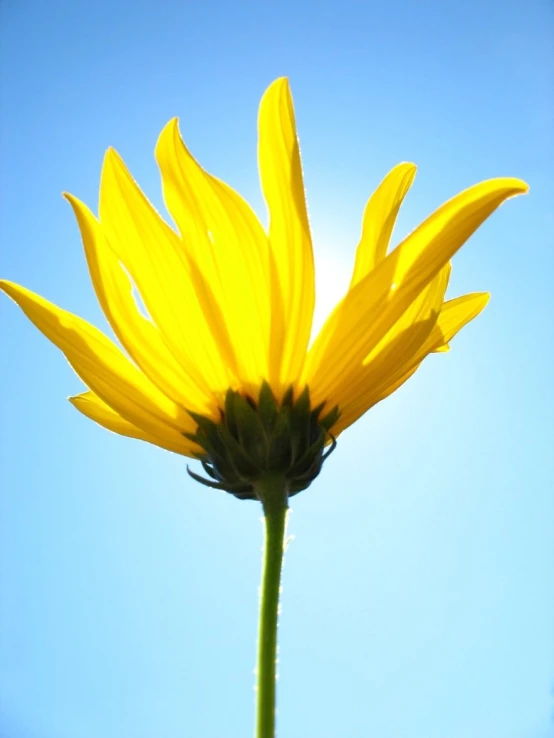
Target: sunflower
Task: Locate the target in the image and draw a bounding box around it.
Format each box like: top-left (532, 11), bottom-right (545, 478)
top-left (0, 78), bottom-right (526, 493)
top-left (0, 78), bottom-right (527, 738)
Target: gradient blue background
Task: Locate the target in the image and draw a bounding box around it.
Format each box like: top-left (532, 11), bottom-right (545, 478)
top-left (1, 1), bottom-right (553, 736)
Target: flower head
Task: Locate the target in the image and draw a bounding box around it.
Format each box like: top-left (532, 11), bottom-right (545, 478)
top-left (1, 79), bottom-right (527, 496)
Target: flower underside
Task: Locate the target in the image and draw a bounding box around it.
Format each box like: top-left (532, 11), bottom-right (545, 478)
top-left (185, 382), bottom-right (339, 499)
top-left (0, 78), bottom-right (528, 480)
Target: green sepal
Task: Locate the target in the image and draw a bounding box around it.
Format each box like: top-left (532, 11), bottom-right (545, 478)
top-left (289, 385), bottom-right (312, 463)
top-left (187, 411), bottom-right (218, 437)
top-left (186, 465), bottom-right (234, 491)
top-left (290, 432), bottom-right (325, 476)
top-left (288, 460), bottom-right (323, 493)
top-left (201, 459), bottom-right (229, 483)
top-left (310, 400), bottom-right (326, 421)
top-left (187, 465), bottom-right (253, 497)
top-left (186, 383), bottom-right (339, 500)
top-left (321, 433), bottom-right (337, 461)
top-left (223, 389), bottom-right (239, 438)
top-left (194, 428), bottom-right (230, 472)
top-left (231, 392), bottom-right (268, 468)
top-left (216, 424), bottom-right (259, 478)
top-left (281, 385), bottom-right (294, 408)
top-left (267, 406), bottom-right (292, 472)
top-left (257, 381), bottom-right (278, 432)
top-left (320, 405), bottom-right (340, 431)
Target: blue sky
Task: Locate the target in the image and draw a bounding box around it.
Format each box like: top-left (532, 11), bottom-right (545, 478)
top-left (1, 1), bottom-right (553, 737)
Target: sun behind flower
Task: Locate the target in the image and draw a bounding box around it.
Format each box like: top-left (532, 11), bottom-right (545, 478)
top-left (0, 78), bottom-right (527, 495)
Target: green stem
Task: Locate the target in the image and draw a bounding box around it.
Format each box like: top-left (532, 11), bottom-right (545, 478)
top-left (255, 475), bottom-right (289, 738)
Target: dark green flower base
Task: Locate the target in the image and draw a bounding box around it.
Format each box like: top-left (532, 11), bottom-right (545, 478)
top-left (184, 382), bottom-right (339, 500)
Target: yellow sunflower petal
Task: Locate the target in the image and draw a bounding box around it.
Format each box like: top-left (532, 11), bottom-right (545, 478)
top-left (99, 148), bottom-right (233, 395)
top-left (373, 291), bottom-right (491, 402)
top-left (332, 291), bottom-right (490, 435)
top-left (325, 263), bottom-right (450, 423)
top-left (0, 280), bottom-right (197, 447)
top-left (361, 261), bottom-right (451, 371)
top-left (350, 162), bottom-right (417, 288)
top-left (154, 118), bottom-right (271, 389)
top-left (331, 361), bottom-right (422, 437)
top-left (258, 77), bottom-right (315, 389)
top-left (69, 391), bottom-right (199, 456)
top-left (425, 292), bottom-right (490, 352)
top-left (65, 193), bottom-right (213, 415)
top-left (304, 177), bottom-right (527, 403)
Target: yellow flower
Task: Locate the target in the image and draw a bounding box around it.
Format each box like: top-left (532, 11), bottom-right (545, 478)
top-left (1, 78), bottom-right (527, 486)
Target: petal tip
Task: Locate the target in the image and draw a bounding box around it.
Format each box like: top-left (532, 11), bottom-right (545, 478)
top-left (517, 179), bottom-right (530, 194)
top-left (155, 116), bottom-right (181, 159)
top-left (62, 191), bottom-right (77, 206)
top-left (261, 77), bottom-right (291, 107)
top-left (500, 177), bottom-right (529, 196)
top-left (103, 147), bottom-right (123, 170)
top-left (0, 278), bottom-right (15, 293)
top-left (164, 116), bottom-right (180, 133)
top-left (270, 76), bottom-right (289, 89)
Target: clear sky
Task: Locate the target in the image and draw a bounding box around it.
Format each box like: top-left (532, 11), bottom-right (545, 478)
top-left (1, 1), bottom-right (553, 737)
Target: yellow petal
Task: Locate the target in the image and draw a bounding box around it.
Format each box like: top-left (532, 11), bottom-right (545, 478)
top-left (325, 264), bottom-right (450, 426)
top-left (258, 77), bottom-right (315, 389)
top-left (69, 391), bottom-right (200, 456)
top-left (350, 162), bottom-right (417, 288)
top-left (359, 361), bottom-right (422, 414)
top-left (0, 280), bottom-right (198, 447)
top-left (304, 177), bottom-right (527, 403)
top-left (375, 291), bottom-right (491, 399)
top-left (332, 291), bottom-right (490, 435)
top-left (99, 148), bottom-right (233, 395)
top-left (154, 118), bottom-right (271, 390)
top-left (425, 292), bottom-right (490, 352)
top-left (362, 261), bottom-right (450, 371)
top-left (65, 193), bottom-right (213, 415)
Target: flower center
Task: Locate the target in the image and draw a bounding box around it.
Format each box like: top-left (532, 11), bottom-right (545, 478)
top-left (185, 382), bottom-right (339, 500)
